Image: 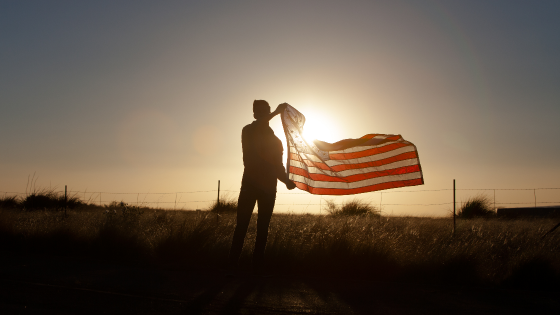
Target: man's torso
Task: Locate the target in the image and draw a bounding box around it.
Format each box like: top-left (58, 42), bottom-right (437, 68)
top-left (241, 121), bottom-right (284, 192)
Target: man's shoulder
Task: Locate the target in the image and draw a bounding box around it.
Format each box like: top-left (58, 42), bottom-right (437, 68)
top-left (242, 121), bottom-right (257, 135)
top-left (243, 121), bottom-right (256, 130)
top-left (242, 121), bottom-right (274, 139)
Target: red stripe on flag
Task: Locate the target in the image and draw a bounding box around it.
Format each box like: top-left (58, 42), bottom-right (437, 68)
top-left (289, 151), bottom-right (418, 172)
top-left (289, 152), bottom-right (304, 163)
top-left (290, 165), bottom-right (421, 182)
top-left (294, 178), bottom-right (424, 195)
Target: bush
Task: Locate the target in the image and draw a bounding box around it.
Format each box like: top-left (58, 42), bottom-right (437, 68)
top-left (458, 194), bottom-right (495, 218)
top-left (0, 195), bottom-right (19, 209)
top-left (0, 190), bottom-right (94, 211)
top-left (209, 197), bottom-right (238, 213)
top-left (21, 190), bottom-right (84, 211)
top-left (323, 199), bottom-right (379, 216)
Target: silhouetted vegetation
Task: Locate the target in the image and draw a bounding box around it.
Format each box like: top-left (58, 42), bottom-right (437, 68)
top-left (209, 196), bottom-right (238, 213)
top-left (0, 190), bottom-right (86, 211)
top-left (458, 194), bottom-right (495, 218)
top-left (323, 199), bottom-right (379, 216)
top-left (0, 195), bottom-right (18, 209)
top-left (104, 201), bottom-right (146, 223)
top-left (1, 203), bottom-right (558, 289)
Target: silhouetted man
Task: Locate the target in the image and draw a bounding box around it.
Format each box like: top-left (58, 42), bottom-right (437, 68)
top-left (228, 100), bottom-right (296, 276)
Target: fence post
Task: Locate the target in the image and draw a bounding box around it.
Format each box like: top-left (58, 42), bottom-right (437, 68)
top-left (453, 179), bottom-right (456, 235)
top-left (534, 189), bottom-right (537, 208)
top-left (64, 185), bottom-right (67, 216)
top-left (217, 180), bottom-right (220, 223)
top-left (217, 180), bottom-right (220, 205)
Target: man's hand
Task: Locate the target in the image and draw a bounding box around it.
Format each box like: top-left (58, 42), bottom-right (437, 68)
top-left (286, 179), bottom-right (297, 190)
top-left (275, 103), bottom-right (289, 114)
top-left (261, 103), bottom-right (289, 123)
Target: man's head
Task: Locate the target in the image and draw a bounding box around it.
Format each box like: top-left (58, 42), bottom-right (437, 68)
top-left (253, 100), bottom-right (270, 120)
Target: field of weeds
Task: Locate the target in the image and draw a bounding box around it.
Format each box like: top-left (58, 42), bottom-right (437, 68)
top-left (0, 205), bottom-right (559, 290)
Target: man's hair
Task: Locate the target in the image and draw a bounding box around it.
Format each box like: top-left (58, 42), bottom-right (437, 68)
top-left (253, 100), bottom-right (270, 114)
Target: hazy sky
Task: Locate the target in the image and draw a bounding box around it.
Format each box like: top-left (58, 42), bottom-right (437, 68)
top-left (2, 1), bottom-right (559, 215)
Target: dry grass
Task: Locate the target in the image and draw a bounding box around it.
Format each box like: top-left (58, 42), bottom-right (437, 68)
top-left (0, 203), bottom-right (559, 289)
top-left (323, 199), bottom-right (379, 216)
top-left (0, 189), bottom-right (87, 211)
top-left (209, 196), bottom-right (238, 214)
top-left (458, 194), bottom-right (495, 218)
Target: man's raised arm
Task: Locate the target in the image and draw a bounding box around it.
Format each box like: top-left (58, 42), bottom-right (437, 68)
top-left (259, 103), bottom-right (289, 122)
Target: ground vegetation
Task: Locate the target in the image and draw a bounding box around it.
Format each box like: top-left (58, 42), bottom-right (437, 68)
top-left (458, 194), bottom-right (495, 218)
top-left (0, 193), bottom-right (559, 290)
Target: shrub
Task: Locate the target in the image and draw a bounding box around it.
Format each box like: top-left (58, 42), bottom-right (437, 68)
top-left (21, 190), bottom-right (84, 211)
top-left (0, 195), bottom-right (19, 209)
top-left (323, 199), bottom-right (379, 216)
top-left (0, 190), bottom-right (89, 211)
top-left (458, 194), bottom-right (495, 218)
top-left (209, 197), bottom-right (238, 213)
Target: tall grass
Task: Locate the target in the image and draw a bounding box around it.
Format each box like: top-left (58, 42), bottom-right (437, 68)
top-left (458, 194), bottom-right (495, 218)
top-left (0, 190), bottom-right (86, 211)
top-left (323, 199), bottom-right (379, 216)
top-left (208, 196), bottom-right (238, 214)
top-left (1, 202), bottom-right (558, 289)
top-left (0, 195), bottom-right (18, 209)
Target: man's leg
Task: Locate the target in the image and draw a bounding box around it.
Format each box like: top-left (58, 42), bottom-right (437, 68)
top-left (228, 189), bottom-right (257, 268)
top-left (252, 190), bottom-right (276, 271)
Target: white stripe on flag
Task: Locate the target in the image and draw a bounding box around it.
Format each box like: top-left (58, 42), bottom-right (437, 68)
top-left (290, 146), bottom-right (417, 165)
top-left (291, 172), bottom-right (423, 189)
top-left (290, 158), bottom-right (420, 177)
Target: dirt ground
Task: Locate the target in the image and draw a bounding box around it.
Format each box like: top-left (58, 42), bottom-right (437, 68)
top-left (0, 251), bottom-right (559, 314)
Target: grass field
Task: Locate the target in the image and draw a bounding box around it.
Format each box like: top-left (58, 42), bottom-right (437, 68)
top-left (1, 199), bottom-right (559, 290)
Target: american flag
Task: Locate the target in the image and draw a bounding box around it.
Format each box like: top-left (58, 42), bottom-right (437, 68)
top-left (281, 105), bottom-right (424, 195)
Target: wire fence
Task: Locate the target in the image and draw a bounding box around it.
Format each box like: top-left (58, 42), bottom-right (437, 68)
top-left (2, 186), bottom-right (560, 215)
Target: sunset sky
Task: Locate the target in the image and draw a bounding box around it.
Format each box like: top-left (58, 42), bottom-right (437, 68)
top-left (1, 1), bottom-right (559, 216)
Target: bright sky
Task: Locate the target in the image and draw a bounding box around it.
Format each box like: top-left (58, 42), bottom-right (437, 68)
top-left (1, 1), bottom-right (559, 216)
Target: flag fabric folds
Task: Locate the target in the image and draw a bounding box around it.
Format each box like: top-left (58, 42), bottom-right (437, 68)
top-left (281, 105), bottom-right (424, 195)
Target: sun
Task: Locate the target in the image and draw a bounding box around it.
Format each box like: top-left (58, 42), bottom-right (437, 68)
top-left (301, 111), bottom-right (340, 144)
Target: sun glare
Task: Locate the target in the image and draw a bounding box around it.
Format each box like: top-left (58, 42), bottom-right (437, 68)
top-left (301, 111), bottom-right (340, 144)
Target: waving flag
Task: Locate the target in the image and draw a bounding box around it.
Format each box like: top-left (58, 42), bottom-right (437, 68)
top-left (281, 105), bottom-right (424, 195)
